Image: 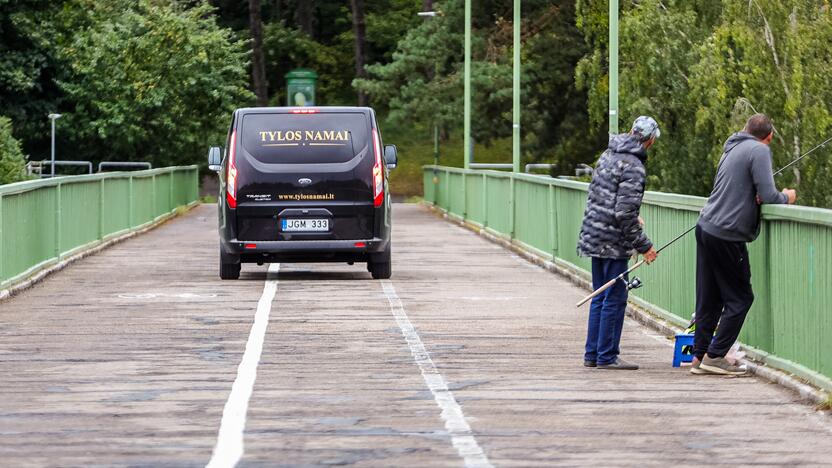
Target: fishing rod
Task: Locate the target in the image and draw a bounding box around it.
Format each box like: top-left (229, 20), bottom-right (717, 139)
top-left (771, 134), bottom-right (832, 178)
top-left (575, 134), bottom-right (832, 308)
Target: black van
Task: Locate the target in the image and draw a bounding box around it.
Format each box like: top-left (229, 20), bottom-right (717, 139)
top-left (207, 107), bottom-right (397, 280)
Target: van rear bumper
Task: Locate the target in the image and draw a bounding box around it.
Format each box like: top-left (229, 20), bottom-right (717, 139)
top-left (222, 238), bottom-right (387, 255)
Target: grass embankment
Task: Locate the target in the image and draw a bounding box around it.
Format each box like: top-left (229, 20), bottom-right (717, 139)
top-left (384, 123), bottom-right (512, 197)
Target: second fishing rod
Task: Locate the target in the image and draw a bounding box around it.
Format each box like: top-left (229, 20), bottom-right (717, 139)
top-left (575, 133), bottom-right (832, 308)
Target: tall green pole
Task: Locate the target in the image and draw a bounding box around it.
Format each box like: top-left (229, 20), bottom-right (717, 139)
top-left (512, 0), bottom-right (520, 173)
top-left (609, 0), bottom-right (619, 136)
top-left (464, 0), bottom-right (472, 169)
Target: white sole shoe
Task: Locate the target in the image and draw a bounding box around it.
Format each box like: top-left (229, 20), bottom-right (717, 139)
top-left (700, 363), bottom-right (746, 375)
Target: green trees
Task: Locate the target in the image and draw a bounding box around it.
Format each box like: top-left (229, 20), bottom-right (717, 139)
top-left (576, 0), bottom-right (722, 195)
top-left (0, 0), bottom-right (251, 173)
top-left (3, 0), bottom-right (832, 205)
top-left (261, 21), bottom-right (354, 106)
top-left (55, 0), bottom-right (252, 167)
top-left (690, 1), bottom-right (832, 207)
top-left (0, 0), bottom-right (64, 161)
top-left (217, 0), bottom-right (423, 107)
top-left (575, 0), bottom-right (832, 207)
top-left (0, 117), bottom-right (28, 184)
top-left (357, 0), bottom-right (599, 171)
top-left (355, 0), bottom-right (465, 135)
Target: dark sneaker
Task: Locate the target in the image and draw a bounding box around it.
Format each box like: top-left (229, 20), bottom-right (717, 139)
top-left (700, 355), bottom-right (747, 375)
top-left (584, 360), bottom-right (597, 368)
top-left (690, 356), bottom-right (707, 375)
top-left (597, 358), bottom-right (639, 370)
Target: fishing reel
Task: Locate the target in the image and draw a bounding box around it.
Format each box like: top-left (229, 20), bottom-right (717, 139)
top-left (616, 275), bottom-right (643, 290)
top-left (626, 276), bottom-right (643, 290)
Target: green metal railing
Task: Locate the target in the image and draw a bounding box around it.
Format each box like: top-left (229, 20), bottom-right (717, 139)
top-left (424, 165), bottom-right (832, 389)
top-left (1, 166), bottom-right (199, 290)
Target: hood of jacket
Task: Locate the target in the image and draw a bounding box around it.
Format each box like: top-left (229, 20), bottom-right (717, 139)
top-left (608, 133), bottom-right (647, 163)
top-left (723, 132), bottom-right (759, 153)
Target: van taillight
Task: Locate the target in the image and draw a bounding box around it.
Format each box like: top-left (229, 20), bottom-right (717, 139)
top-left (371, 128), bottom-right (383, 208)
top-left (226, 130), bottom-right (238, 208)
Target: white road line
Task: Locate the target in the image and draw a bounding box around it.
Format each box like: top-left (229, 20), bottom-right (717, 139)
top-left (381, 281), bottom-right (493, 468)
top-left (207, 263), bottom-right (280, 468)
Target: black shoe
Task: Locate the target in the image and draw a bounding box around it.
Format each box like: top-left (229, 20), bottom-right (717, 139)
top-left (583, 360), bottom-right (597, 368)
top-left (597, 358), bottom-right (639, 370)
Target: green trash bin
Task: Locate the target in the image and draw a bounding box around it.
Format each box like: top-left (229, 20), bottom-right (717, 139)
top-left (285, 68), bottom-right (318, 106)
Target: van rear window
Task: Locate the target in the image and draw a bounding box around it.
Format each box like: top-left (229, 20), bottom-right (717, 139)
top-left (241, 113), bottom-right (369, 164)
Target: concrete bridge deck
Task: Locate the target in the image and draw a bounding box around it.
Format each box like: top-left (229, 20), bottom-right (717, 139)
top-left (0, 204), bottom-right (830, 467)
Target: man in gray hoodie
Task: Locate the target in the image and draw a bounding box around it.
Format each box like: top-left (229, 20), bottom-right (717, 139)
top-left (693, 114), bottom-right (796, 375)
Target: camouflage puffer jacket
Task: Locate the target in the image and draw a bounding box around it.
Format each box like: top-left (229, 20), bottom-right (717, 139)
top-left (576, 133), bottom-right (653, 259)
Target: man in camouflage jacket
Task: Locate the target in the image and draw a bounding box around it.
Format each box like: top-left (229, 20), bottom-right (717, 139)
top-left (576, 116), bottom-right (660, 370)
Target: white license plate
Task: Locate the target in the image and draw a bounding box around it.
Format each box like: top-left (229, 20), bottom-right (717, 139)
top-left (281, 218), bottom-right (329, 232)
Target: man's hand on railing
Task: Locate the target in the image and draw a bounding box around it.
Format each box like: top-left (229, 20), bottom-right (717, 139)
top-left (782, 188), bottom-right (797, 204)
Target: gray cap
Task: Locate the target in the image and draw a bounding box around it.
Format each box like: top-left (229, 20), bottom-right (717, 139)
top-left (631, 116), bottom-right (661, 141)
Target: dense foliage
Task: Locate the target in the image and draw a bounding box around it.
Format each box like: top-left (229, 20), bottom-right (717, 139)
top-left (356, 0), bottom-right (601, 175)
top-left (0, 116), bottom-right (28, 184)
top-left (0, 0), bottom-right (251, 177)
top-left (57, 1), bottom-right (253, 168)
top-left (2, 0), bottom-right (831, 206)
top-left (576, 0), bottom-right (832, 206)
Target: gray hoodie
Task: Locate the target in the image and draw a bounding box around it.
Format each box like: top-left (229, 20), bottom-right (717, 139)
top-left (698, 132), bottom-right (788, 242)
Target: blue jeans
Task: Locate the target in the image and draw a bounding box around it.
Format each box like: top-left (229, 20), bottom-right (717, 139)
top-left (584, 257), bottom-right (629, 365)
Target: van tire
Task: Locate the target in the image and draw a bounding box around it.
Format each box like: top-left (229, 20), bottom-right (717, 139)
top-left (220, 246), bottom-right (241, 280)
top-left (369, 244), bottom-right (392, 280)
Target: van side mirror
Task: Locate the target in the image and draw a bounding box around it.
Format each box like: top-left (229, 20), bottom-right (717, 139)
top-left (208, 147), bottom-right (222, 171)
top-left (383, 144), bottom-right (398, 169)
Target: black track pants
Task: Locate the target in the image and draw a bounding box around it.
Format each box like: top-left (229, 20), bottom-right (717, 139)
top-left (693, 224), bottom-right (755, 359)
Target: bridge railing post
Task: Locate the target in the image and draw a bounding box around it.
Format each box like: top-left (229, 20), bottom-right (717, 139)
top-left (548, 183), bottom-right (557, 258)
top-left (128, 176), bottom-right (134, 228)
top-left (169, 169), bottom-right (174, 212)
top-left (755, 219), bottom-right (773, 350)
top-left (192, 167), bottom-right (199, 204)
top-left (443, 167), bottom-right (447, 206)
top-left (0, 194), bottom-right (4, 282)
top-left (509, 174), bottom-right (516, 239)
top-left (54, 183), bottom-right (62, 258)
top-left (482, 173), bottom-right (488, 228)
top-left (98, 178), bottom-right (104, 240)
top-left (462, 171), bottom-right (468, 219)
top-left (152, 174), bottom-right (157, 219)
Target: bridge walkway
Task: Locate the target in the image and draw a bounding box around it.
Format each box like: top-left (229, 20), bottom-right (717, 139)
top-left (0, 204), bottom-right (829, 466)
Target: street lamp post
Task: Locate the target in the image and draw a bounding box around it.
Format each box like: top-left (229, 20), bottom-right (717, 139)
top-left (609, 0), bottom-right (619, 136)
top-left (48, 113), bottom-right (62, 178)
top-left (512, 0), bottom-right (520, 173)
top-left (464, 0), bottom-right (471, 169)
top-left (418, 10), bottom-right (441, 178)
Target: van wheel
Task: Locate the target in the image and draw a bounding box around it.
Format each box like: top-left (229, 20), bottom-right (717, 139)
top-left (220, 246), bottom-right (241, 280)
top-left (369, 244), bottom-right (392, 280)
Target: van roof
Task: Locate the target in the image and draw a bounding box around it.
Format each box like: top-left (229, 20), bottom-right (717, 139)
top-left (235, 106), bottom-right (374, 115)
